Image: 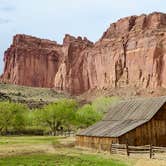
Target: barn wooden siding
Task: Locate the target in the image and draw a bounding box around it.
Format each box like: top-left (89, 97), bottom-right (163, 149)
top-left (76, 96), bottom-right (166, 149)
top-left (76, 136), bottom-right (118, 151)
top-left (119, 105), bottom-right (166, 146)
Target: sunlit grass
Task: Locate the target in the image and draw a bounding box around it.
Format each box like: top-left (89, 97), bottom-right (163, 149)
top-left (0, 136), bottom-right (59, 145)
top-left (0, 136), bottom-right (128, 166)
top-left (0, 153), bottom-right (127, 166)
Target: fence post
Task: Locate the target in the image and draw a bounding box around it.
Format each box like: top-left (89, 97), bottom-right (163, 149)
top-left (110, 143), bottom-right (112, 154)
top-left (150, 144), bottom-right (153, 159)
top-left (126, 143), bottom-right (129, 156)
top-left (67, 131), bottom-right (69, 137)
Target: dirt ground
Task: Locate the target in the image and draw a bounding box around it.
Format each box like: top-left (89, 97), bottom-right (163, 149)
top-left (134, 159), bottom-right (166, 166)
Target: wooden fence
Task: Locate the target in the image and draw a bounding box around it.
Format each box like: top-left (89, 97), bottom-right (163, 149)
top-left (76, 141), bottom-right (166, 159)
top-left (110, 143), bottom-right (127, 155)
top-left (111, 143), bottom-right (166, 159)
top-left (53, 131), bottom-right (75, 137)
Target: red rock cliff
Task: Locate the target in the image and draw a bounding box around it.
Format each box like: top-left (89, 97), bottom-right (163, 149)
top-left (54, 34), bottom-right (93, 94)
top-left (1, 34), bottom-right (63, 87)
top-left (54, 12), bottom-right (166, 94)
top-left (1, 12), bottom-right (166, 95)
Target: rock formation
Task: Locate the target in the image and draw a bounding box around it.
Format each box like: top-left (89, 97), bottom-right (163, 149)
top-left (1, 12), bottom-right (166, 95)
top-left (1, 34), bottom-right (63, 87)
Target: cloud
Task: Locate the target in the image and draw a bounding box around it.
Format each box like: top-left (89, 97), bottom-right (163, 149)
top-left (0, 18), bottom-right (10, 24)
top-left (0, 0), bottom-right (15, 12)
top-left (0, 6), bottom-right (15, 12)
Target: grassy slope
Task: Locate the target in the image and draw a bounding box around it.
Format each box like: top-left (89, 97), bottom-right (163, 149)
top-left (0, 136), bottom-right (128, 166)
top-left (0, 83), bottom-right (71, 108)
top-left (0, 83), bottom-right (67, 102)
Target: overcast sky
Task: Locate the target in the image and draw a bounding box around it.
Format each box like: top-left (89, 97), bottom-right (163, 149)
top-left (0, 0), bottom-right (166, 74)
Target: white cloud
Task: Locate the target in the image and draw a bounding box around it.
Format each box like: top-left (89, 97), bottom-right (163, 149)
top-left (0, 18), bottom-right (10, 24)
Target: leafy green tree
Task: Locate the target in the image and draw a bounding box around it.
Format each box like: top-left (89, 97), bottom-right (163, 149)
top-left (76, 104), bottom-right (102, 128)
top-left (0, 101), bottom-right (28, 134)
top-left (25, 109), bottom-right (38, 127)
top-left (36, 99), bottom-right (77, 135)
top-left (92, 96), bottom-right (120, 114)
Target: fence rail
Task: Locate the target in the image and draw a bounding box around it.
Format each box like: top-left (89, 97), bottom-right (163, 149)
top-left (111, 144), bottom-right (127, 155)
top-left (111, 143), bottom-right (166, 158)
top-left (53, 131), bottom-right (75, 137)
top-left (152, 146), bottom-right (166, 152)
top-left (76, 141), bottom-right (166, 159)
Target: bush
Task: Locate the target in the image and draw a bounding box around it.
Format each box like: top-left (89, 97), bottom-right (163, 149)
top-left (92, 96), bottom-right (120, 114)
top-left (0, 128), bottom-right (45, 136)
top-left (0, 97), bottom-right (120, 135)
top-left (76, 104), bottom-right (102, 128)
top-left (0, 101), bottom-right (28, 134)
top-left (35, 99), bottom-right (78, 135)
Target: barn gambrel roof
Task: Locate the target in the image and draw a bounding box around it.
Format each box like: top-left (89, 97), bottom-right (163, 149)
top-left (77, 96), bottom-right (166, 137)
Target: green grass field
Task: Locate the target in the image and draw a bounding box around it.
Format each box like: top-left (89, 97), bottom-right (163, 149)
top-left (0, 136), bottom-right (128, 166)
top-left (0, 136), bottom-right (59, 145)
top-left (0, 153), bottom-right (127, 166)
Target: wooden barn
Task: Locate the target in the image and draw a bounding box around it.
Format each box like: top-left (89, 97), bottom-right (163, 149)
top-left (76, 96), bottom-right (166, 151)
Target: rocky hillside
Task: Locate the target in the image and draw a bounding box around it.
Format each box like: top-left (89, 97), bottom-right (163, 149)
top-left (0, 83), bottom-right (69, 108)
top-left (1, 12), bottom-right (166, 96)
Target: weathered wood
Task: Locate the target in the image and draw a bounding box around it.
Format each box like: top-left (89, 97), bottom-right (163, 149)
top-left (77, 97), bottom-right (166, 138)
top-left (112, 144), bottom-right (126, 148)
top-left (119, 105), bottom-right (166, 146)
top-left (77, 97), bottom-right (166, 148)
top-left (129, 151), bottom-right (149, 154)
top-left (150, 144), bottom-right (152, 158)
top-left (153, 146), bottom-right (166, 150)
top-left (126, 143), bottom-right (129, 156)
top-left (152, 146), bottom-right (166, 153)
top-left (129, 145), bottom-right (150, 148)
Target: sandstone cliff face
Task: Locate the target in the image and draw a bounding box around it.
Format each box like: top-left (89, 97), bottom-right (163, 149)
top-left (54, 35), bottom-right (93, 94)
top-left (1, 35), bottom-right (63, 87)
top-left (54, 12), bottom-right (166, 94)
top-left (1, 12), bottom-right (166, 95)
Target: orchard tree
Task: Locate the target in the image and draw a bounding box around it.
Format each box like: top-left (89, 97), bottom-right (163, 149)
top-left (76, 104), bottom-right (102, 128)
top-left (26, 109), bottom-right (38, 127)
top-left (92, 96), bottom-right (120, 114)
top-left (36, 99), bottom-right (77, 135)
top-left (0, 101), bottom-right (28, 134)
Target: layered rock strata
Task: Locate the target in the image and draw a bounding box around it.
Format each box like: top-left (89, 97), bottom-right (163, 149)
top-left (1, 12), bottom-right (166, 95)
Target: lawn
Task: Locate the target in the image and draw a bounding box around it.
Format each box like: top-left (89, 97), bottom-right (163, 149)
top-left (0, 153), bottom-right (127, 166)
top-left (0, 136), bottom-right (128, 166)
top-left (0, 136), bottom-right (59, 145)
